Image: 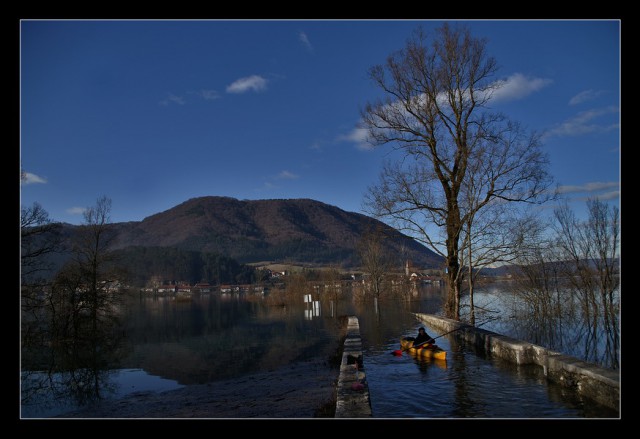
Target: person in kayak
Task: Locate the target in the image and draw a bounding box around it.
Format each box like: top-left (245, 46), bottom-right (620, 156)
top-left (413, 327), bottom-right (435, 348)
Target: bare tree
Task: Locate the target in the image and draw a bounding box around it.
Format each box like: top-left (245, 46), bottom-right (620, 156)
top-left (361, 24), bottom-right (553, 320)
top-left (21, 201), bottom-right (62, 285)
top-left (321, 265), bottom-right (343, 317)
top-left (509, 198), bottom-right (620, 369)
top-left (552, 199), bottom-right (620, 368)
top-left (459, 199), bottom-right (545, 324)
top-left (357, 224), bottom-right (393, 301)
top-left (21, 201), bottom-right (63, 348)
top-left (511, 234), bottom-right (570, 349)
top-left (65, 196), bottom-right (121, 336)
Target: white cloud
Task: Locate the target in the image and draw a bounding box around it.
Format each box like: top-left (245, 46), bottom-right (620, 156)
top-left (596, 190), bottom-right (621, 201)
top-left (226, 75), bottom-right (268, 94)
top-left (20, 172), bottom-right (47, 185)
top-left (557, 181), bottom-right (619, 195)
top-left (432, 73), bottom-right (551, 105)
top-left (569, 89), bottom-right (605, 106)
top-left (341, 73), bottom-right (551, 151)
top-left (545, 106), bottom-right (619, 138)
top-left (299, 31), bottom-right (313, 52)
top-left (198, 89), bottom-right (220, 100)
top-left (276, 170), bottom-right (299, 180)
top-left (258, 170), bottom-right (300, 192)
top-left (160, 93), bottom-right (186, 106)
top-left (339, 127), bottom-right (372, 151)
top-left (564, 189), bottom-right (620, 204)
top-left (67, 207), bottom-right (86, 215)
top-left (489, 73), bottom-right (553, 103)
top-left (546, 182), bottom-right (620, 209)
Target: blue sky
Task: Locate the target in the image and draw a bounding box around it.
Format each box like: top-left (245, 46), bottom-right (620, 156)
top-left (20, 19), bottom-right (620, 226)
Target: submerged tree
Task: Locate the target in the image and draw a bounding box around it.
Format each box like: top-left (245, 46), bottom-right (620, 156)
top-left (510, 198), bottom-right (620, 369)
top-left (21, 201), bottom-right (62, 284)
top-left (48, 196), bottom-right (123, 342)
top-left (553, 198), bottom-right (620, 369)
top-left (21, 201), bottom-right (63, 349)
top-left (357, 224), bottom-right (393, 302)
top-left (21, 196), bottom-right (129, 409)
top-left (361, 23), bottom-right (553, 320)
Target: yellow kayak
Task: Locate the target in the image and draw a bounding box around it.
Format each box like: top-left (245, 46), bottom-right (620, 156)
top-left (400, 337), bottom-right (447, 361)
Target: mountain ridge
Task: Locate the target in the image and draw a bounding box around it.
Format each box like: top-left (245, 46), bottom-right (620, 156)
top-left (107, 196), bottom-right (442, 269)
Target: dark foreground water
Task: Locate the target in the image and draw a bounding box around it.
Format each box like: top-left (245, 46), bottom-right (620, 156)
top-left (359, 318), bottom-right (619, 418)
top-left (20, 285), bottom-right (620, 419)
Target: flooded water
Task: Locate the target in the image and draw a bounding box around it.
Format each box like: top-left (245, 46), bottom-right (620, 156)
top-left (20, 284), bottom-right (620, 419)
top-left (358, 316), bottom-right (619, 418)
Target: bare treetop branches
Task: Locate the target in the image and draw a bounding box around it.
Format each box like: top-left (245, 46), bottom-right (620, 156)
top-left (363, 25), bottom-right (498, 167)
top-left (361, 23), bottom-right (554, 320)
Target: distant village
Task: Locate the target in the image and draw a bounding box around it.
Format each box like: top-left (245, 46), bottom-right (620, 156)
top-left (139, 260), bottom-right (444, 298)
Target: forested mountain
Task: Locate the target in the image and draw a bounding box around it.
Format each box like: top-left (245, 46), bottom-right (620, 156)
top-left (27, 196), bottom-right (443, 285)
top-left (108, 196), bottom-right (442, 268)
top-left (109, 246), bottom-right (259, 286)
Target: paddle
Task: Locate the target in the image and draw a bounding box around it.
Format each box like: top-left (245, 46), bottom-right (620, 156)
top-left (392, 319), bottom-right (493, 356)
top-left (392, 339), bottom-right (434, 356)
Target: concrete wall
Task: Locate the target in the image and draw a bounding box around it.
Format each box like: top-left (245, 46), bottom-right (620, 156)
top-left (334, 316), bottom-right (372, 418)
top-left (415, 313), bottom-right (620, 411)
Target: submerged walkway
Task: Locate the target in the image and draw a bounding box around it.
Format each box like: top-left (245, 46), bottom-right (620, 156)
top-left (333, 313), bottom-right (619, 418)
top-left (334, 316), bottom-right (372, 418)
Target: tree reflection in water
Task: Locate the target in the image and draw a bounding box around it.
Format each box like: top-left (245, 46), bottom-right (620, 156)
top-left (22, 333), bottom-right (126, 416)
top-left (21, 304), bottom-right (128, 416)
top-left (472, 199), bottom-right (621, 371)
top-left (464, 284), bottom-right (619, 371)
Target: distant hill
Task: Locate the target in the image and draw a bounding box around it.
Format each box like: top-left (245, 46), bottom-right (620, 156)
top-left (105, 196), bottom-right (442, 269)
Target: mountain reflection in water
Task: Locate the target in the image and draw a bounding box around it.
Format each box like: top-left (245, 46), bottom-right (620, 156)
top-left (20, 282), bottom-right (619, 418)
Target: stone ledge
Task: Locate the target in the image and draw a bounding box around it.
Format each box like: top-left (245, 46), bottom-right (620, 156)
top-left (415, 313), bottom-right (620, 412)
top-left (334, 316), bottom-right (372, 418)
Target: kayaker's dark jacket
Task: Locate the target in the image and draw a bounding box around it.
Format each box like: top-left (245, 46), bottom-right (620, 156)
top-left (413, 329), bottom-right (433, 347)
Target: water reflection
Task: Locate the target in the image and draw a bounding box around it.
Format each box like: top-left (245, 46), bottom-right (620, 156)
top-left (115, 294), bottom-right (349, 386)
top-left (462, 283), bottom-right (620, 370)
top-left (21, 310), bottom-right (128, 417)
top-left (21, 281), bottom-right (619, 418)
top-left (304, 299), bottom-right (322, 320)
top-left (21, 292), bottom-right (350, 417)
top-left (412, 357), bottom-right (447, 372)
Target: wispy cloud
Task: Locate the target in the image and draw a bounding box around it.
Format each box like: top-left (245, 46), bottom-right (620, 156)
top-left (299, 31), bottom-right (313, 52)
top-left (160, 90), bottom-right (221, 105)
top-left (20, 171), bottom-right (47, 185)
top-left (569, 89), bottom-right (605, 106)
top-left (159, 93), bottom-right (186, 106)
top-left (198, 89), bottom-right (220, 100)
top-left (489, 73), bottom-right (553, 103)
top-left (594, 190), bottom-right (621, 201)
top-left (339, 127), bottom-right (372, 151)
top-left (557, 181), bottom-right (619, 195)
top-left (341, 73), bottom-right (551, 151)
top-left (67, 207), bottom-right (86, 216)
top-left (564, 190), bottom-right (620, 204)
top-left (261, 182), bottom-right (277, 190)
top-left (257, 172), bottom-right (299, 193)
top-left (226, 75), bottom-right (268, 94)
top-left (555, 182), bottom-right (620, 204)
top-left (545, 106), bottom-right (619, 138)
top-left (276, 170), bottom-right (299, 180)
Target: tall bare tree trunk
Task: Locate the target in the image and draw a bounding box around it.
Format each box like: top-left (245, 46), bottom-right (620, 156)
top-left (445, 227), bottom-right (461, 320)
top-left (361, 23), bottom-right (552, 321)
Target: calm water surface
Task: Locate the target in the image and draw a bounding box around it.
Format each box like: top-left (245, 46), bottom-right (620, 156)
top-left (20, 284), bottom-right (620, 418)
top-left (358, 284), bottom-right (619, 418)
